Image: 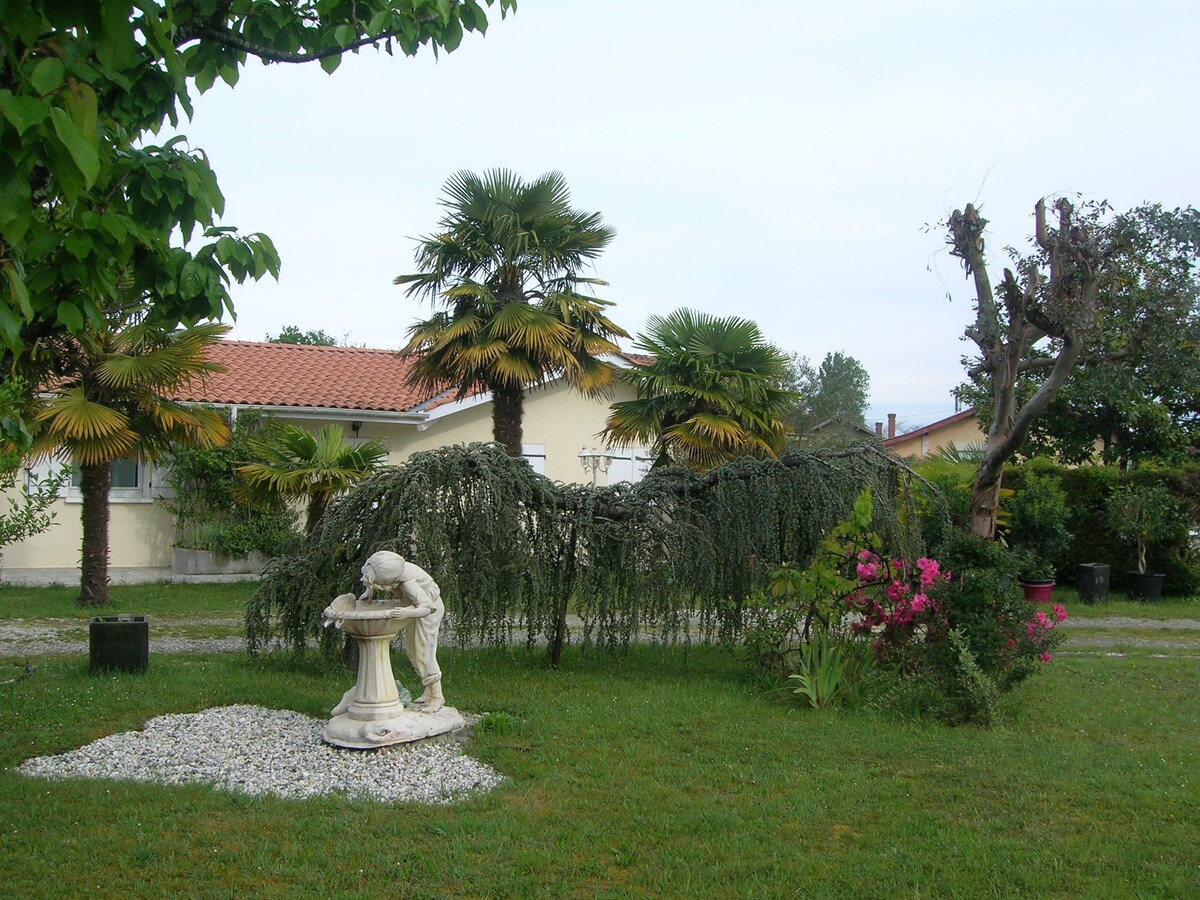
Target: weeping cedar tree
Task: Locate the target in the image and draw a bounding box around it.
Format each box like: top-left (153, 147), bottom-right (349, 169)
top-left (246, 442), bottom-right (926, 666)
top-left (947, 197), bottom-right (1200, 539)
top-left (396, 169), bottom-right (629, 457)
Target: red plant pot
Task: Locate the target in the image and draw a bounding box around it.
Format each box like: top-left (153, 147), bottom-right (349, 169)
top-left (1020, 581), bottom-right (1055, 603)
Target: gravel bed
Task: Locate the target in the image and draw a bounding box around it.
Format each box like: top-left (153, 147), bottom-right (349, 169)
top-left (17, 704), bottom-right (503, 805)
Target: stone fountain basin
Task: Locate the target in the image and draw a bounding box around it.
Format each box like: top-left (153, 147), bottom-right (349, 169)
top-left (321, 596), bottom-right (464, 749)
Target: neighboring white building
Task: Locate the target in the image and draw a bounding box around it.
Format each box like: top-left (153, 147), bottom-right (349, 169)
top-left (4, 340), bottom-right (651, 571)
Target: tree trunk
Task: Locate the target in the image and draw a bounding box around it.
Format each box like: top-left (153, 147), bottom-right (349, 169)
top-left (550, 521), bottom-right (578, 667)
top-left (78, 460), bottom-right (112, 607)
top-left (305, 495), bottom-right (328, 534)
top-left (492, 383), bottom-right (525, 457)
top-left (969, 469), bottom-right (1003, 539)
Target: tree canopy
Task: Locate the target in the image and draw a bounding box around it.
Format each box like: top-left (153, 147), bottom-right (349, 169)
top-left (30, 312), bottom-right (232, 605)
top-left (956, 204), bottom-right (1200, 468)
top-left (0, 0), bottom-right (514, 392)
top-left (947, 197), bottom-right (1200, 537)
top-left (266, 325), bottom-right (340, 346)
top-left (397, 168), bottom-right (627, 456)
top-left (604, 309), bottom-right (796, 471)
top-left (781, 350), bottom-right (871, 436)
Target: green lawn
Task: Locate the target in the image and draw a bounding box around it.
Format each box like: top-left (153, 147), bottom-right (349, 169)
top-left (1, 611), bottom-right (1198, 897)
top-left (0, 581), bottom-right (257, 620)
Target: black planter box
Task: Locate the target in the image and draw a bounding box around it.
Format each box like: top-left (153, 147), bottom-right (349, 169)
top-left (89, 616), bottom-right (149, 675)
top-left (1077, 564), bottom-right (1110, 605)
top-left (1125, 571), bottom-right (1165, 603)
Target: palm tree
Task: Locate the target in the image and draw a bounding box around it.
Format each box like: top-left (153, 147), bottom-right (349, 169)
top-left (31, 315), bottom-right (232, 606)
top-left (395, 169), bottom-right (629, 456)
top-left (603, 309), bottom-right (796, 471)
top-left (235, 424), bottom-right (388, 534)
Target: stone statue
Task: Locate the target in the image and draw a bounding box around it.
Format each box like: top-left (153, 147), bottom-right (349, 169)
top-left (358, 550), bottom-right (445, 713)
top-left (321, 550), bottom-right (460, 748)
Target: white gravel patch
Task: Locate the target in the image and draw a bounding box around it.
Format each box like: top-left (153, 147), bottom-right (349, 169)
top-left (17, 704), bottom-right (503, 805)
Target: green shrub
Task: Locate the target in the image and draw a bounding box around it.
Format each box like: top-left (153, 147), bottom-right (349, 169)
top-left (166, 410), bottom-right (299, 558)
top-left (1005, 472), bottom-right (1073, 580)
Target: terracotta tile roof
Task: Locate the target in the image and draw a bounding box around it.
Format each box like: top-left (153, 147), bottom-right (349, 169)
top-left (173, 340), bottom-right (443, 413)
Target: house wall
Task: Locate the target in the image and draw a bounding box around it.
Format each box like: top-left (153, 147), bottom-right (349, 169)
top-left (397, 379), bottom-right (640, 485)
top-left (887, 415), bottom-right (986, 460)
top-left (0, 490), bottom-right (176, 571)
top-left (1, 380), bottom-right (645, 572)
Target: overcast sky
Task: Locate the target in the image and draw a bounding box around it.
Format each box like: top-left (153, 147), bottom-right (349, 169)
top-left (169, 0), bottom-right (1200, 432)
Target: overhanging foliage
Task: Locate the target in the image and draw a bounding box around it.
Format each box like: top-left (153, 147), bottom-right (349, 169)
top-left (246, 442), bottom-right (930, 663)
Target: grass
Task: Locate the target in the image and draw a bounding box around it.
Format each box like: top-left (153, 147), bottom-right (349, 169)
top-left (1048, 585), bottom-right (1200, 621)
top-left (2, 610), bottom-right (1199, 896)
top-left (0, 581), bottom-right (257, 620)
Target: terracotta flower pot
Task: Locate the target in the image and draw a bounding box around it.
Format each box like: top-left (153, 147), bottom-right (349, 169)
top-left (1020, 580), bottom-right (1055, 603)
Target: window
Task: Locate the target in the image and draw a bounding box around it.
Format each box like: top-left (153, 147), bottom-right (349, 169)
top-left (64, 455), bottom-right (153, 502)
top-left (607, 448), bottom-right (653, 484)
top-left (521, 444), bottom-right (546, 476)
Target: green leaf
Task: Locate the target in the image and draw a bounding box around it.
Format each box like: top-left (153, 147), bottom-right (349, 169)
top-left (0, 93), bottom-right (50, 135)
top-left (319, 54), bottom-right (342, 75)
top-left (30, 58), bottom-right (65, 96)
top-left (194, 62), bottom-right (217, 93)
top-left (333, 24), bottom-right (356, 47)
top-left (49, 107), bottom-right (100, 188)
top-left (65, 231), bottom-right (93, 260)
top-left (368, 10), bottom-right (391, 35)
top-left (56, 300), bottom-right (85, 333)
top-left (0, 168), bottom-right (32, 244)
top-left (0, 296), bottom-right (22, 344)
top-left (441, 17), bottom-right (463, 52)
top-left (64, 81), bottom-right (99, 141)
top-left (3, 263), bottom-right (31, 319)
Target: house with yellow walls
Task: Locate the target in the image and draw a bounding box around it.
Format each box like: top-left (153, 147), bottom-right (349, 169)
top-left (2, 340), bottom-right (652, 575)
top-left (882, 408), bottom-right (986, 460)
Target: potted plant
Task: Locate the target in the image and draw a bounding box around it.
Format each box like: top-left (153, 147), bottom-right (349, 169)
top-left (1016, 551), bottom-right (1056, 602)
top-left (1107, 483), bottom-right (1174, 602)
top-left (1007, 472), bottom-right (1073, 603)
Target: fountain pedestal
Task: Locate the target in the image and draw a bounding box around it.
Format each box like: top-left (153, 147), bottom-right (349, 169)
top-left (322, 598), bottom-right (463, 749)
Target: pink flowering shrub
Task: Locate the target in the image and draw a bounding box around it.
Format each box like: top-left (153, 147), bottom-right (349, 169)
top-left (750, 490), bottom-right (1068, 724)
top-left (846, 549), bottom-right (1066, 693)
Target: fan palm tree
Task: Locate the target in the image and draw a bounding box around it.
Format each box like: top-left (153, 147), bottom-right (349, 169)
top-left (235, 424), bottom-right (389, 534)
top-left (603, 309), bottom-right (796, 472)
top-left (31, 315), bottom-right (232, 607)
top-left (395, 169), bottom-right (629, 456)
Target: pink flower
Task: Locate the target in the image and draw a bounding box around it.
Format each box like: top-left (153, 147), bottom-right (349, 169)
top-left (1039, 652), bottom-right (1053, 663)
top-left (1053, 604), bottom-right (1068, 623)
top-left (857, 549), bottom-right (877, 562)
top-left (910, 593), bottom-right (928, 613)
top-left (916, 557), bottom-right (940, 586)
top-left (856, 562), bottom-right (878, 581)
top-left (1035, 611), bottom-right (1049, 627)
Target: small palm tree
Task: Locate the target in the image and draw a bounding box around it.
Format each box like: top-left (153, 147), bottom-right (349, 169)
top-left (31, 315), bottom-right (231, 606)
top-left (396, 169), bottom-right (629, 456)
top-left (236, 424), bottom-right (389, 534)
top-left (604, 309), bottom-right (796, 471)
